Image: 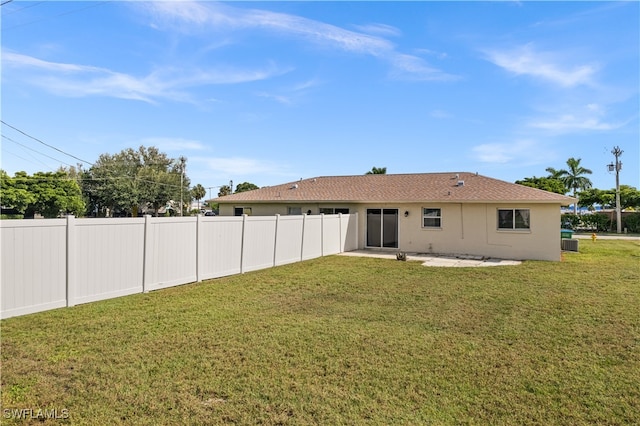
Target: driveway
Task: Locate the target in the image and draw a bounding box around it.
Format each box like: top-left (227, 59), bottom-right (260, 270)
top-left (573, 233), bottom-right (640, 240)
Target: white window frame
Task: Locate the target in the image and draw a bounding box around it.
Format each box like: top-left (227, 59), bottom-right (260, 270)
top-left (497, 208), bottom-right (530, 230)
top-left (422, 208), bottom-right (442, 228)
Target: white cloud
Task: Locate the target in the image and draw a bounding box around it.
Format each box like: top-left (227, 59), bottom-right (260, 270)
top-left (193, 156), bottom-right (289, 178)
top-left (352, 23), bottom-right (402, 38)
top-left (2, 50), bottom-right (288, 103)
top-left (430, 110), bottom-right (452, 119)
top-left (472, 140), bottom-right (551, 165)
top-left (529, 115), bottom-right (624, 132)
top-left (389, 53), bottom-right (459, 81)
top-left (414, 48), bottom-right (449, 60)
top-left (255, 78), bottom-right (322, 105)
top-left (484, 44), bottom-right (597, 87)
top-left (140, 1), bottom-right (457, 82)
top-left (527, 103), bottom-right (629, 133)
top-left (139, 138), bottom-right (208, 152)
top-left (256, 92), bottom-right (293, 105)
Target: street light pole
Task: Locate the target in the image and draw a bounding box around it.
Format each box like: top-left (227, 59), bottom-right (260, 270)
top-left (608, 147), bottom-right (623, 234)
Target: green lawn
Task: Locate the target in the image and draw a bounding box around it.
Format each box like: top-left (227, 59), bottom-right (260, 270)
top-left (1, 241), bottom-right (639, 425)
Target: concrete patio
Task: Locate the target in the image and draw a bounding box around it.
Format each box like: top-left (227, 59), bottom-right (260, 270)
top-left (339, 250), bottom-right (522, 267)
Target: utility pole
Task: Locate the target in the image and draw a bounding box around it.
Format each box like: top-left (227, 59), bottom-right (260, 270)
top-left (608, 147), bottom-right (623, 233)
top-left (179, 156), bottom-right (186, 217)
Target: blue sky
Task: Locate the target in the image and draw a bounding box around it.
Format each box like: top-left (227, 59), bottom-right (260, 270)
top-left (2, 1), bottom-right (638, 195)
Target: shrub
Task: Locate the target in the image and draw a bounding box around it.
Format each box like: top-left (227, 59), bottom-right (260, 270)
top-left (623, 213), bottom-right (640, 233)
top-left (561, 213), bottom-right (581, 229)
top-left (581, 213), bottom-right (610, 232)
top-left (0, 214), bottom-right (24, 220)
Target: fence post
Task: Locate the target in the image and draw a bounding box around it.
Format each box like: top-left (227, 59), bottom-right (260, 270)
top-left (300, 214), bottom-right (307, 261)
top-left (196, 214), bottom-right (202, 282)
top-left (320, 213), bottom-right (325, 257)
top-left (142, 215), bottom-right (152, 293)
top-left (66, 215), bottom-right (76, 307)
top-left (338, 213), bottom-right (343, 253)
top-left (273, 214), bottom-right (280, 267)
top-left (240, 214), bottom-right (247, 273)
top-left (355, 212), bottom-right (359, 250)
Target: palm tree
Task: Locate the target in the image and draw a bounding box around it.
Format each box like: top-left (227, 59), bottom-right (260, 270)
top-left (191, 184), bottom-right (206, 211)
top-left (551, 158), bottom-right (593, 214)
top-left (545, 167), bottom-right (564, 180)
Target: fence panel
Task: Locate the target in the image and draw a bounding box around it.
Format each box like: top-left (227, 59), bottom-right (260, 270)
top-left (342, 213), bottom-right (359, 252)
top-left (199, 216), bottom-right (244, 280)
top-left (145, 217), bottom-right (197, 291)
top-left (1, 220), bottom-right (67, 319)
top-left (72, 218), bottom-right (145, 305)
top-left (322, 215), bottom-right (342, 255)
top-left (1, 213), bottom-right (358, 319)
top-left (274, 216), bottom-right (304, 266)
top-left (302, 215), bottom-right (323, 260)
top-left (242, 216), bottom-right (277, 273)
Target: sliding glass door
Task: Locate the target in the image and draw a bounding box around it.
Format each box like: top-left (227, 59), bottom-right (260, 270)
top-left (366, 209), bottom-right (398, 248)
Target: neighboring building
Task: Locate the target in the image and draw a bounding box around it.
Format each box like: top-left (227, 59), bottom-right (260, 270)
top-left (214, 172), bottom-right (575, 261)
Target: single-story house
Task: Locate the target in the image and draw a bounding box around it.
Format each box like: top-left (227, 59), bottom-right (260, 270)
top-left (214, 172), bottom-right (575, 261)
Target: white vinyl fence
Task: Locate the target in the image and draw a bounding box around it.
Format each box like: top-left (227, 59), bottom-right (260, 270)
top-left (1, 213), bottom-right (358, 319)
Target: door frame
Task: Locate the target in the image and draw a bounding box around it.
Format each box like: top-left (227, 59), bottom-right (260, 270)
top-left (366, 208), bottom-right (399, 249)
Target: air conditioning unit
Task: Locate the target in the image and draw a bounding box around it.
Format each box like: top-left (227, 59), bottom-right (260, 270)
top-left (561, 238), bottom-right (579, 252)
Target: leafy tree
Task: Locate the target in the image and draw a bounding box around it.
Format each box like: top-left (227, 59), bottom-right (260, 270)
top-left (579, 186), bottom-right (640, 211)
top-left (548, 158), bottom-right (593, 213)
top-left (191, 184), bottom-right (206, 210)
top-left (9, 170), bottom-right (85, 218)
top-left (515, 176), bottom-right (566, 194)
top-left (218, 185), bottom-right (232, 197)
top-left (0, 170), bottom-right (36, 215)
top-left (577, 188), bottom-right (610, 210)
top-left (619, 185), bottom-right (640, 209)
top-left (366, 166), bottom-right (387, 175)
top-left (84, 146), bottom-right (189, 217)
top-left (234, 182), bottom-right (259, 193)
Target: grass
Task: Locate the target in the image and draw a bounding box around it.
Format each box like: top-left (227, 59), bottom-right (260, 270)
top-left (1, 240), bottom-right (639, 425)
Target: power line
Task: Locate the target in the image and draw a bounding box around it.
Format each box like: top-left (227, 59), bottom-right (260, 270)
top-left (2, 146), bottom-right (57, 172)
top-left (1, 120), bottom-right (94, 166)
top-left (2, 148), bottom-right (37, 165)
top-left (2, 134), bottom-right (75, 168)
top-left (2, 1), bottom-right (44, 15)
top-left (2, 123), bottom-right (189, 190)
top-left (2, 1), bottom-right (109, 30)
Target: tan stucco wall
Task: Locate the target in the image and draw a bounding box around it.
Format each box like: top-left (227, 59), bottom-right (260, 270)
top-left (394, 203), bottom-right (562, 261)
top-left (217, 202), bottom-right (563, 261)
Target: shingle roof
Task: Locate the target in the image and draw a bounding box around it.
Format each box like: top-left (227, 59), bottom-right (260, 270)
top-left (215, 172), bottom-right (575, 204)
